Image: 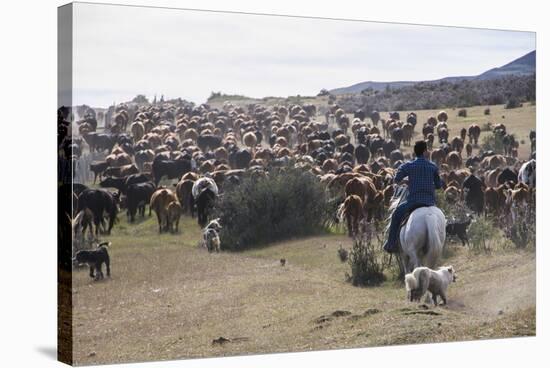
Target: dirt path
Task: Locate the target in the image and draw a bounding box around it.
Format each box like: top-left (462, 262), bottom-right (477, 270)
top-left (71, 224), bottom-right (535, 365)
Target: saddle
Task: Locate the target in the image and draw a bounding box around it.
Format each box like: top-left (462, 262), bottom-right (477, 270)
top-left (399, 203), bottom-right (432, 228)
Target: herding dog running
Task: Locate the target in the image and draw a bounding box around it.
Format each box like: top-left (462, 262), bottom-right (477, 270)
top-left (405, 266), bottom-right (456, 305)
top-left (74, 242), bottom-right (111, 281)
top-left (446, 215), bottom-right (473, 246)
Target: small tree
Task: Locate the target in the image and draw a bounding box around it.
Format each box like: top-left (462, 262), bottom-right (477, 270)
top-left (317, 88), bottom-right (330, 96)
top-left (132, 94), bottom-right (149, 104)
top-left (505, 97), bottom-right (522, 109)
top-left (215, 168), bottom-right (332, 251)
top-left (346, 222), bottom-right (386, 287)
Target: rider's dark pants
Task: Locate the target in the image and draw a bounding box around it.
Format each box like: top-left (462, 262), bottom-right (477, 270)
top-left (384, 201), bottom-right (424, 253)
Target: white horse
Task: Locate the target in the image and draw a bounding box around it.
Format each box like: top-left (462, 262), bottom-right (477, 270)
top-left (518, 159), bottom-right (536, 187)
top-left (387, 186), bottom-right (446, 274)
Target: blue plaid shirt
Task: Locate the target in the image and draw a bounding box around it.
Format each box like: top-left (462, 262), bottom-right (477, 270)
top-left (394, 156), bottom-right (442, 206)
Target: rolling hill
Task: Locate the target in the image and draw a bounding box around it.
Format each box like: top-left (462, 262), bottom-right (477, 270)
top-left (330, 50), bottom-right (535, 95)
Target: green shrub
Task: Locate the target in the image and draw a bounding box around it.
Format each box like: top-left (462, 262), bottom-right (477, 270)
top-left (468, 215), bottom-right (499, 253)
top-left (484, 107), bottom-right (491, 115)
top-left (505, 97), bottom-right (522, 109)
top-left (346, 223), bottom-right (386, 287)
top-left (215, 168), bottom-right (331, 251)
top-left (458, 108), bottom-right (467, 117)
top-left (506, 205), bottom-right (536, 249)
top-left (337, 245), bottom-right (349, 262)
top-left (481, 133), bottom-right (504, 153)
top-left (481, 122), bottom-right (492, 132)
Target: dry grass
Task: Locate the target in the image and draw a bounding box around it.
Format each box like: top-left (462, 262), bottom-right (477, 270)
top-left (71, 214), bottom-right (535, 365)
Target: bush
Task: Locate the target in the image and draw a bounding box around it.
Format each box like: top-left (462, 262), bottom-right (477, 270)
top-left (317, 88), bottom-right (330, 97)
top-left (506, 205), bottom-right (536, 249)
top-left (215, 168), bottom-right (332, 251)
top-left (481, 122), bottom-right (492, 132)
top-left (346, 222), bottom-right (386, 286)
top-left (337, 245), bottom-right (349, 262)
top-left (468, 215), bottom-right (499, 253)
top-left (505, 97), bottom-right (522, 109)
top-left (481, 133), bottom-right (504, 153)
top-left (334, 74), bottom-right (535, 113)
top-left (458, 108), bottom-right (468, 117)
top-left (484, 107), bottom-right (491, 115)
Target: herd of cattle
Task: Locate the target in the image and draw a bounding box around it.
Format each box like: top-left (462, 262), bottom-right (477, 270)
top-left (58, 99), bottom-right (536, 256)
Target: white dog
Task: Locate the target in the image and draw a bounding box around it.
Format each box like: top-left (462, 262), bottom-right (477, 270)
top-left (405, 266), bottom-right (456, 305)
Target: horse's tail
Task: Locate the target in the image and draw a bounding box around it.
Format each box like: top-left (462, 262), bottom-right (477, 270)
top-left (337, 202), bottom-right (346, 224)
top-left (424, 209), bottom-right (446, 269)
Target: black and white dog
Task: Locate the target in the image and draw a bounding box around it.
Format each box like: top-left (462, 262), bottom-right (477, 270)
top-left (446, 215), bottom-right (473, 246)
top-left (74, 242), bottom-right (111, 280)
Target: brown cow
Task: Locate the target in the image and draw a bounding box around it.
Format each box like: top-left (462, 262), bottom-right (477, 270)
top-left (338, 195), bottom-right (364, 237)
top-left (468, 124), bottom-right (481, 145)
top-left (450, 136), bottom-right (464, 155)
top-left (167, 201), bottom-right (183, 233)
top-left (446, 151), bottom-right (462, 170)
top-left (150, 188), bottom-right (178, 233)
top-left (175, 179), bottom-right (195, 216)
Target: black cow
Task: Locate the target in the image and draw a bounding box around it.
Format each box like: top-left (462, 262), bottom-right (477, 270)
top-left (382, 140), bottom-right (397, 158)
top-left (354, 144), bottom-right (370, 164)
top-left (462, 175), bottom-right (485, 215)
top-left (229, 149), bottom-right (253, 169)
top-left (77, 189), bottom-right (119, 235)
top-left (197, 134), bottom-right (222, 152)
top-left (101, 173), bottom-right (151, 194)
top-left (100, 177), bottom-right (127, 192)
top-left (83, 133), bottom-right (117, 153)
top-left (497, 167), bottom-right (518, 186)
top-left (356, 127), bottom-right (369, 145)
top-left (196, 188), bottom-right (217, 228)
top-left (354, 109), bottom-right (366, 121)
top-left (151, 156), bottom-right (193, 185)
top-left (389, 149), bottom-right (404, 165)
top-left (367, 136), bottom-right (384, 156)
top-left (126, 182), bottom-right (156, 222)
top-left (90, 161), bottom-right (109, 184)
top-left (406, 112), bottom-right (417, 127)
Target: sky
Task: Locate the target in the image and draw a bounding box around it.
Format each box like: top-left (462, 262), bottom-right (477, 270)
top-left (71, 2), bottom-right (536, 108)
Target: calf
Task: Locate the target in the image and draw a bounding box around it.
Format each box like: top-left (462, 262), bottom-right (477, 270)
top-left (74, 242), bottom-right (111, 281)
top-left (90, 161), bottom-right (109, 184)
top-left (167, 201), bottom-right (183, 233)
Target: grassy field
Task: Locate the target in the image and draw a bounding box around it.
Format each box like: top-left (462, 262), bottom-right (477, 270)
top-left (72, 214), bottom-right (535, 365)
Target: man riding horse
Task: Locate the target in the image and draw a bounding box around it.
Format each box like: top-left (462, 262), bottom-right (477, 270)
top-left (384, 140), bottom-right (443, 254)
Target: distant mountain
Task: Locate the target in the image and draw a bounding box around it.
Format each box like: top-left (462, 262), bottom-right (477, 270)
top-left (476, 50), bottom-right (535, 80)
top-left (330, 50), bottom-right (535, 95)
